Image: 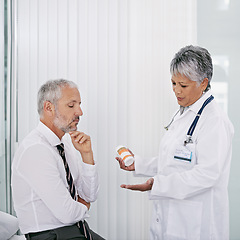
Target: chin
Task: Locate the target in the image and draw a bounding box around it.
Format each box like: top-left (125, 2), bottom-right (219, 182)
top-left (62, 126), bottom-right (77, 133)
top-left (178, 101), bottom-right (186, 107)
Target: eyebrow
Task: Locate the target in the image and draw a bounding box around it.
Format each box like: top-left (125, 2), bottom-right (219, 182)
top-left (67, 100), bottom-right (81, 104)
top-left (171, 79), bottom-right (188, 84)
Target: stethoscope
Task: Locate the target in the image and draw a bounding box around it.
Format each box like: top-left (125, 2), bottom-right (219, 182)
top-left (165, 95), bottom-right (214, 146)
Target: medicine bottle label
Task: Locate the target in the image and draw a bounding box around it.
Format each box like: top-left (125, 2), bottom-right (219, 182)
top-left (116, 145), bottom-right (134, 167)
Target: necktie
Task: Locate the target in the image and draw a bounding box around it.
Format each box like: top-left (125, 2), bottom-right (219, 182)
top-left (57, 143), bottom-right (76, 199)
top-left (56, 143), bottom-right (92, 240)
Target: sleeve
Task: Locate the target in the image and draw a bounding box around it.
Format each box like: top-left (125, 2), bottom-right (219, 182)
top-left (63, 138), bottom-right (99, 203)
top-left (17, 144), bottom-right (88, 224)
top-left (150, 115), bottom-right (234, 200)
top-left (75, 160), bottom-right (99, 202)
top-left (134, 155), bottom-right (158, 177)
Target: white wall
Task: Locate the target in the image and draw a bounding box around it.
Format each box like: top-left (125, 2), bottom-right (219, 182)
top-left (12, 0), bottom-right (196, 239)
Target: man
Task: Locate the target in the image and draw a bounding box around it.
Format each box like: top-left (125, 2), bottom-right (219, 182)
top-left (11, 79), bottom-right (104, 240)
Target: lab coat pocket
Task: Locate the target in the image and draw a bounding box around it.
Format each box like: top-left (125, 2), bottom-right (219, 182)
top-left (166, 199), bottom-right (202, 240)
top-left (172, 143), bottom-right (197, 171)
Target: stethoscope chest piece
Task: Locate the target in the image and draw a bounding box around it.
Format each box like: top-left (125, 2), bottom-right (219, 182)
top-left (184, 135), bottom-right (193, 146)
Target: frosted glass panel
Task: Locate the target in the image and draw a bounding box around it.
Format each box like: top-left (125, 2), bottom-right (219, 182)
top-left (197, 0), bottom-right (240, 239)
top-left (0, 0), bottom-right (6, 212)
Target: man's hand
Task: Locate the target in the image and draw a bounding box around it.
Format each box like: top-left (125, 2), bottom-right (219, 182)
top-left (77, 195), bottom-right (91, 210)
top-left (120, 178), bottom-right (154, 192)
top-left (69, 131), bottom-right (94, 165)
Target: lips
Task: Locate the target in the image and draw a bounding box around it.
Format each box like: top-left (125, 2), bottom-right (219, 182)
top-left (177, 97), bottom-right (183, 101)
top-left (72, 117), bottom-right (79, 123)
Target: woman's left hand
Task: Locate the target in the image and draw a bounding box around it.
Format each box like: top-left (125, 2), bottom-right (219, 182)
top-left (120, 178), bottom-right (154, 192)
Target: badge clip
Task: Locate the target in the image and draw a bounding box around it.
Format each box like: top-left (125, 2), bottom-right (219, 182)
top-left (184, 135), bottom-right (193, 146)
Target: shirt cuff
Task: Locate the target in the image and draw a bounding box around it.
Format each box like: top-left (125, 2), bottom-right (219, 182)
top-left (81, 162), bottom-right (97, 177)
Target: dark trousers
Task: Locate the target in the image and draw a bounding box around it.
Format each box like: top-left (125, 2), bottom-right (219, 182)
top-left (25, 221), bottom-right (105, 240)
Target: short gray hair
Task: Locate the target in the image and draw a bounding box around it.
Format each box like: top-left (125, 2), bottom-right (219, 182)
top-left (170, 45), bottom-right (213, 91)
top-left (37, 79), bottom-right (78, 116)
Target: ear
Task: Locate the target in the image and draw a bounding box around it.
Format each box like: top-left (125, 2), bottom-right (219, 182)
top-left (43, 101), bottom-right (55, 116)
top-left (201, 78), bottom-right (209, 92)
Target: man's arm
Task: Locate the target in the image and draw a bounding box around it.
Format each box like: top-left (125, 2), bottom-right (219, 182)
top-left (17, 144), bottom-right (88, 224)
top-left (69, 131), bottom-right (99, 202)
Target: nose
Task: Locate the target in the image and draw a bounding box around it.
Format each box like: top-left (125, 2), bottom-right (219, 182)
top-left (174, 84), bottom-right (181, 94)
top-left (76, 105), bottom-right (83, 116)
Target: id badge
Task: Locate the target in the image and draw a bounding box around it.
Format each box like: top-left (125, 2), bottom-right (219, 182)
top-left (174, 146), bottom-right (192, 162)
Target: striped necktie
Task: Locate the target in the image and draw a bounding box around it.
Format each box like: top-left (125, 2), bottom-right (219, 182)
top-left (57, 143), bottom-right (76, 199)
top-left (56, 143), bottom-right (92, 240)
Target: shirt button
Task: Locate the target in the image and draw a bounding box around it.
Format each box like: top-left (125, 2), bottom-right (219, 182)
top-left (156, 218), bottom-right (159, 223)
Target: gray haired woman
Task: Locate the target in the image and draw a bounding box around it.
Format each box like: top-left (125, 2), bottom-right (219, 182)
top-left (116, 45), bottom-right (234, 240)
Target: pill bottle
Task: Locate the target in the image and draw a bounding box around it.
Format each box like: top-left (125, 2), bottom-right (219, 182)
top-left (116, 145), bottom-right (134, 167)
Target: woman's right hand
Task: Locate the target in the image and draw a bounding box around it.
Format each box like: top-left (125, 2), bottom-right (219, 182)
top-left (115, 156), bottom-right (135, 171)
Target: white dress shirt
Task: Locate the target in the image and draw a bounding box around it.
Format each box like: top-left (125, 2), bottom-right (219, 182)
top-left (11, 122), bottom-right (99, 234)
top-left (134, 90), bottom-right (234, 240)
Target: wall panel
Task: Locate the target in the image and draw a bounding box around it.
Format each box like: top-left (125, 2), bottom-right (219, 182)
top-left (15, 0), bottom-right (196, 238)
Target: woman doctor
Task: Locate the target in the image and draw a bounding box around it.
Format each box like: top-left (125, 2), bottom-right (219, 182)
top-left (116, 45), bottom-right (234, 240)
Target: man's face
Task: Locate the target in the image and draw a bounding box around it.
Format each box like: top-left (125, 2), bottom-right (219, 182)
top-left (53, 86), bottom-right (83, 133)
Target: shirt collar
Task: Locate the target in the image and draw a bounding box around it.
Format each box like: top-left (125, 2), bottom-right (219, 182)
top-left (187, 90), bottom-right (212, 114)
top-left (37, 121), bottom-right (62, 147)
top-left (180, 106), bottom-right (189, 115)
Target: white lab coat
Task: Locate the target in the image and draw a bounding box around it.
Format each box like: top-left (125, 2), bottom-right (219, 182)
top-left (134, 90), bottom-right (234, 240)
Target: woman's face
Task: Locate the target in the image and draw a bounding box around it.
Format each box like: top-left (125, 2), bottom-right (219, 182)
top-left (171, 74), bottom-right (208, 107)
